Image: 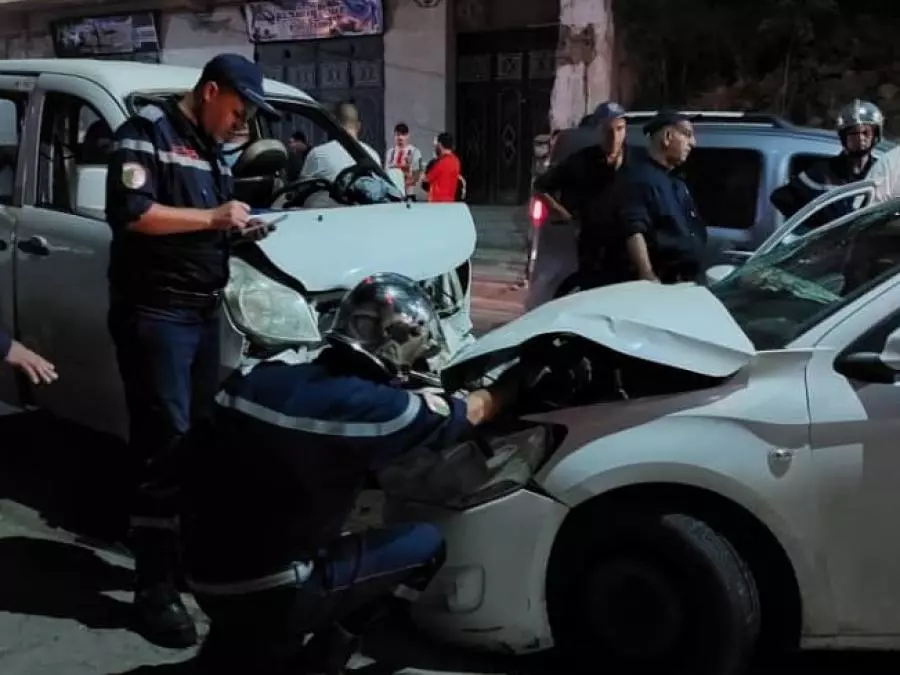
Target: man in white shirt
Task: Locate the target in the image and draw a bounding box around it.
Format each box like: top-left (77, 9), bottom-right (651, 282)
top-left (870, 143), bottom-right (900, 204)
top-left (300, 101), bottom-right (380, 184)
top-left (385, 122), bottom-right (423, 198)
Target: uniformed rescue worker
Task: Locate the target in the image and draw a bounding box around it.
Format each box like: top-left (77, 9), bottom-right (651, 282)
top-left (180, 272), bottom-right (527, 674)
top-left (533, 101), bottom-right (630, 289)
top-left (608, 110), bottom-right (707, 284)
top-left (105, 53), bottom-right (279, 648)
top-left (770, 99), bottom-right (884, 227)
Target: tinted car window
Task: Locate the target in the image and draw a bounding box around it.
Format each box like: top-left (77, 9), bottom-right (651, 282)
top-left (681, 148), bottom-right (762, 230)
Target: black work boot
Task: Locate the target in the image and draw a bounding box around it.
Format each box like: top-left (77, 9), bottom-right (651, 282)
top-left (301, 623), bottom-right (361, 675)
top-left (131, 528), bottom-right (198, 648)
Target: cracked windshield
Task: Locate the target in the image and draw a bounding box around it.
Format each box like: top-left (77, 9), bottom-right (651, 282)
top-left (712, 203), bottom-right (900, 350)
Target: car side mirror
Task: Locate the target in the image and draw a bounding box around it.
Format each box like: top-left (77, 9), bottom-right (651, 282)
top-left (835, 352), bottom-right (897, 384)
top-left (706, 264), bottom-right (736, 285)
top-left (836, 327), bottom-right (900, 384)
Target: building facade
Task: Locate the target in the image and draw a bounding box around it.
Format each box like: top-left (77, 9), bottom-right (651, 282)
top-left (0, 0), bottom-right (576, 206)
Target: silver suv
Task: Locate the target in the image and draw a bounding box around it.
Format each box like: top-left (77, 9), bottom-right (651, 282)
top-left (525, 110), bottom-right (896, 309)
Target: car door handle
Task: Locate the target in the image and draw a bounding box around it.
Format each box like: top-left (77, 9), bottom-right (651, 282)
top-left (17, 236), bottom-right (49, 256)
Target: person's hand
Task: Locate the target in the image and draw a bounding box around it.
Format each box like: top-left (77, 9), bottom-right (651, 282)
top-left (639, 270), bottom-right (661, 283)
top-left (210, 200), bottom-right (250, 231)
top-left (6, 341), bottom-right (57, 385)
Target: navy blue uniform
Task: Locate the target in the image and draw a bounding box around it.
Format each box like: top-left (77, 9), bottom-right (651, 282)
top-left (106, 101), bottom-right (234, 538)
top-left (770, 153), bottom-right (876, 229)
top-left (609, 154), bottom-right (708, 283)
top-left (0, 328), bottom-right (10, 361)
top-left (182, 353), bottom-right (467, 671)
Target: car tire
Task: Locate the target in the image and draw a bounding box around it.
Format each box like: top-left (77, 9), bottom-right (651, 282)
top-left (550, 510), bottom-right (760, 675)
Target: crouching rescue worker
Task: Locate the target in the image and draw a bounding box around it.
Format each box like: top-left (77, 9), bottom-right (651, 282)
top-left (180, 272), bottom-right (524, 674)
top-left (770, 99), bottom-right (883, 227)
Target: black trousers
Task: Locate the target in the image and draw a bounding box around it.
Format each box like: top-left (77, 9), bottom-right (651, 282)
top-left (108, 300), bottom-right (221, 587)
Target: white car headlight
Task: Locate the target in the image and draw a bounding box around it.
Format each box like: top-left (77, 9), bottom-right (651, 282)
top-left (225, 257), bottom-right (321, 346)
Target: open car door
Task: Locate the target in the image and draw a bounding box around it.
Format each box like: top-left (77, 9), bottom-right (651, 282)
top-left (708, 180), bottom-right (877, 283)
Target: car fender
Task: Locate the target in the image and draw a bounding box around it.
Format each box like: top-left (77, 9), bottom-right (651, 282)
top-left (537, 414), bottom-right (837, 637)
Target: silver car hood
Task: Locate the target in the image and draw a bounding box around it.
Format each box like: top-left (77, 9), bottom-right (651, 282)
top-left (442, 281), bottom-right (756, 387)
top-left (255, 202), bottom-right (476, 291)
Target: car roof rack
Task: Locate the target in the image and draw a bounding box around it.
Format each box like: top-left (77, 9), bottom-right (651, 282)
top-left (624, 110), bottom-right (793, 129)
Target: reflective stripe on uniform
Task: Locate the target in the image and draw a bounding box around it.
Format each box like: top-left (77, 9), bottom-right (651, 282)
top-left (186, 560), bottom-right (314, 596)
top-left (115, 138), bottom-right (216, 172)
top-left (214, 389), bottom-right (422, 437)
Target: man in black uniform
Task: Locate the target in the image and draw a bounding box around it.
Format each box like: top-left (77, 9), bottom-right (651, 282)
top-left (105, 53), bottom-right (279, 647)
top-left (533, 101), bottom-right (631, 289)
top-left (771, 99), bottom-right (883, 228)
top-left (610, 110), bottom-right (707, 284)
top-left (533, 101), bottom-right (629, 225)
top-left (181, 273), bottom-right (526, 674)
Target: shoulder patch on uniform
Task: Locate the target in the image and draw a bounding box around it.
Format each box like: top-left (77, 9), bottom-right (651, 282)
top-left (422, 392), bottom-right (450, 417)
top-left (137, 104), bottom-right (166, 123)
top-left (122, 162), bottom-right (147, 189)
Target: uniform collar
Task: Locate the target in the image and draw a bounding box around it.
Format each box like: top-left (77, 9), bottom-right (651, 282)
top-left (165, 98), bottom-right (218, 158)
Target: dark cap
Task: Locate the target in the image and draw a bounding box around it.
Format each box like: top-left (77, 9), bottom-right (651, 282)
top-left (200, 53), bottom-right (279, 119)
top-left (582, 100), bottom-right (627, 127)
top-left (643, 109), bottom-right (698, 136)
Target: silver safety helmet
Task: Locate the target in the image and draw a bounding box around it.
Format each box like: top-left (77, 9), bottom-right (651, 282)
top-left (836, 99), bottom-right (884, 140)
top-left (326, 272), bottom-right (447, 378)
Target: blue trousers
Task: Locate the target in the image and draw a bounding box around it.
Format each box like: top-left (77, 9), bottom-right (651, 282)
top-left (108, 302), bottom-right (221, 530)
top-left (195, 523), bottom-right (446, 673)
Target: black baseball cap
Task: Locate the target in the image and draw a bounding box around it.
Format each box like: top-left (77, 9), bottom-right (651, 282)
top-left (643, 109), bottom-right (699, 136)
top-left (200, 53), bottom-right (280, 119)
top-left (581, 100), bottom-right (627, 127)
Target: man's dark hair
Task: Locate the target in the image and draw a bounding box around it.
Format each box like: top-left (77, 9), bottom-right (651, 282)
top-left (394, 122), bottom-right (409, 135)
top-left (291, 130), bottom-right (308, 143)
top-left (437, 132), bottom-right (454, 150)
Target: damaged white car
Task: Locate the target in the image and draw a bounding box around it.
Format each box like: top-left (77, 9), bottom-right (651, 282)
top-left (383, 192), bottom-right (900, 674)
top-left (0, 59), bottom-right (475, 438)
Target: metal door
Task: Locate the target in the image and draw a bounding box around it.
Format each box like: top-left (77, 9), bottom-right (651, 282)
top-left (256, 36), bottom-right (385, 158)
top-left (456, 27), bottom-right (557, 205)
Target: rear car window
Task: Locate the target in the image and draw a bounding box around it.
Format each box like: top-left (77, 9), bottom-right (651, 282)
top-left (681, 148), bottom-right (762, 230)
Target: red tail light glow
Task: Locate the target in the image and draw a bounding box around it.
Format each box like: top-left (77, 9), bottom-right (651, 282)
top-left (529, 196), bottom-right (548, 229)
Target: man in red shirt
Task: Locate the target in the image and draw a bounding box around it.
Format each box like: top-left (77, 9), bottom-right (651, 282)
top-left (424, 132), bottom-right (461, 203)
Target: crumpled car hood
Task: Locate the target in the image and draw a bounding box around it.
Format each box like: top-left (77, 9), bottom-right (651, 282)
top-left (442, 281), bottom-right (756, 387)
top-left (255, 202), bottom-right (476, 291)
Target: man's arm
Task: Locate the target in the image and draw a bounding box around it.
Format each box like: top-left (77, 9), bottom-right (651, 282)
top-left (357, 371), bottom-right (523, 468)
top-left (615, 180), bottom-right (658, 282)
top-left (769, 172), bottom-right (816, 219)
top-left (106, 120), bottom-right (218, 236)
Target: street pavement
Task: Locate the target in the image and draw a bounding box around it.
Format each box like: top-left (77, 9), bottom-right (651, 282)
top-left (0, 266), bottom-right (898, 673)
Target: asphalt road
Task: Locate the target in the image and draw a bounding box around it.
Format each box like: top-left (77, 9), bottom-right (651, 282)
top-left (0, 270), bottom-right (898, 673)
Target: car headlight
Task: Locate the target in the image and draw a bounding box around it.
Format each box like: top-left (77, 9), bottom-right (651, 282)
top-left (225, 257), bottom-right (321, 346)
top-left (376, 425), bottom-right (551, 510)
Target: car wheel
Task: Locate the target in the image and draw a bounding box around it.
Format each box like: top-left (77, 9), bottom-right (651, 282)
top-left (550, 511), bottom-right (760, 675)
